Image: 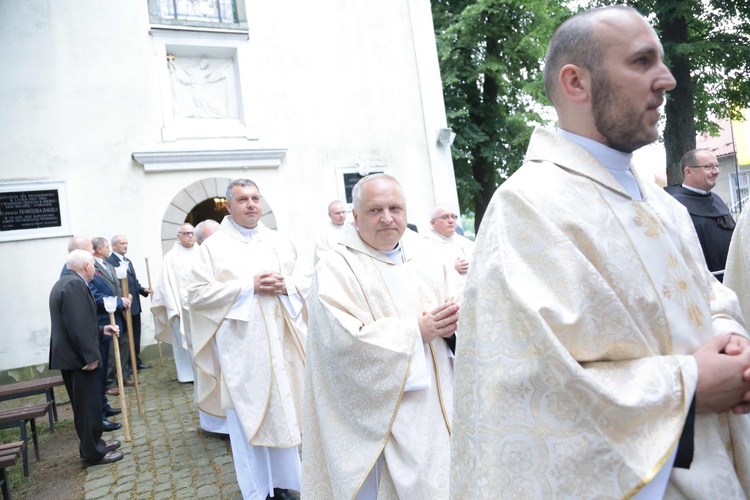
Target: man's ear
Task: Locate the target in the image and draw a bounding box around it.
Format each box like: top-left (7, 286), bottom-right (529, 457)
top-left (558, 64), bottom-right (591, 104)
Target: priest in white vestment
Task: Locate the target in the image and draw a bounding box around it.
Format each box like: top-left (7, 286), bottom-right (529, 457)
top-left (303, 174), bottom-right (460, 499)
top-left (189, 179), bottom-right (306, 500)
top-left (422, 203), bottom-right (474, 291)
top-left (451, 7), bottom-right (750, 499)
top-left (725, 208), bottom-right (750, 321)
top-left (313, 199), bottom-right (347, 264)
top-left (151, 224), bottom-right (197, 383)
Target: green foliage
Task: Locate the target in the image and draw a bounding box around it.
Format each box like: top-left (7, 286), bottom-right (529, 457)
top-left (432, 0), bottom-right (570, 224)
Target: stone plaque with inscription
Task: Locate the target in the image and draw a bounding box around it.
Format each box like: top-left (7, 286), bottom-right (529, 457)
top-left (0, 190), bottom-right (62, 231)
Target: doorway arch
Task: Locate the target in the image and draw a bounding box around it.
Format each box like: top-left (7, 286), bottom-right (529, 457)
top-left (159, 177), bottom-right (278, 255)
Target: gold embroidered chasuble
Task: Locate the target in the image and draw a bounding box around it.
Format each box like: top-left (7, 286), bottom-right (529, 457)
top-left (726, 207), bottom-right (750, 322)
top-left (188, 218), bottom-right (306, 447)
top-left (303, 225), bottom-right (456, 499)
top-left (451, 128), bottom-right (750, 499)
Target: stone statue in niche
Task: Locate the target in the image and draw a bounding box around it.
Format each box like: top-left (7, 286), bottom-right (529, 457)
top-left (169, 55), bottom-right (238, 119)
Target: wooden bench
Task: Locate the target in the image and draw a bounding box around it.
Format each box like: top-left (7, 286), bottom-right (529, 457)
top-left (0, 375), bottom-right (64, 431)
top-left (0, 403), bottom-right (51, 477)
top-left (0, 442), bottom-right (25, 500)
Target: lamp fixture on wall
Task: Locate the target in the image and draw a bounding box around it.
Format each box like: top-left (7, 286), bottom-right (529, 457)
top-left (437, 127), bottom-right (456, 146)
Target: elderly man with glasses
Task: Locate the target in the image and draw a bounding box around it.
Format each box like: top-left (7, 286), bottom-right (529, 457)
top-left (666, 149), bottom-right (736, 282)
top-left (423, 204), bottom-right (475, 289)
top-left (151, 223), bottom-right (197, 383)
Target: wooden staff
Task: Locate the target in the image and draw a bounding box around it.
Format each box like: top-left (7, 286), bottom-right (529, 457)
top-left (119, 275), bottom-right (144, 415)
top-left (145, 257), bottom-right (164, 364)
top-left (108, 312), bottom-right (131, 442)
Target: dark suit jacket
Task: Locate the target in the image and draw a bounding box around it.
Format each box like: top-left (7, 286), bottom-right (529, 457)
top-left (89, 264), bottom-right (126, 329)
top-left (49, 270), bottom-right (102, 370)
top-left (107, 254), bottom-right (147, 315)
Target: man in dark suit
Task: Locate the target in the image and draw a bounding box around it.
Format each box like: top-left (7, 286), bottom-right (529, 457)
top-left (49, 249), bottom-right (124, 467)
top-left (91, 237), bottom-right (133, 398)
top-left (108, 234), bottom-right (152, 370)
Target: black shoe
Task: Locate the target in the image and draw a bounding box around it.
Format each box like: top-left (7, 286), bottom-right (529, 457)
top-left (105, 407), bottom-right (121, 417)
top-left (102, 420), bottom-right (122, 432)
top-left (104, 439), bottom-right (121, 451)
top-left (137, 363), bottom-right (151, 370)
top-left (81, 450), bottom-right (124, 468)
top-left (268, 489), bottom-right (300, 500)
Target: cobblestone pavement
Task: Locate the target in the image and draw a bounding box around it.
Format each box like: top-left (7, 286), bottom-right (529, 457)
top-left (83, 359), bottom-right (241, 500)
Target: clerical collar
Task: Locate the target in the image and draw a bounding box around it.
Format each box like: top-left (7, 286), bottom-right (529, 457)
top-left (558, 129), bottom-right (642, 200)
top-left (681, 183), bottom-right (710, 195)
top-left (112, 252), bottom-right (125, 261)
top-left (380, 243), bottom-right (405, 265)
top-left (431, 229), bottom-right (453, 243)
top-left (229, 218), bottom-right (259, 239)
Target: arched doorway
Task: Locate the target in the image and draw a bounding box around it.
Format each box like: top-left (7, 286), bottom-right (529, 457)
top-left (160, 177), bottom-right (278, 255)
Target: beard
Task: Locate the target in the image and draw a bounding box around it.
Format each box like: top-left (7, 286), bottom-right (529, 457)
top-left (590, 74), bottom-right (659, 153)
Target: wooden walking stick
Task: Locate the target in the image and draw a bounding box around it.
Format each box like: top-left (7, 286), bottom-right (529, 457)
top-left (114, 265), bottom-right (143, 415)
top-left (103, 296), bottom-right (131, 442)
top-left (145, 257), bottom-right (164, 364)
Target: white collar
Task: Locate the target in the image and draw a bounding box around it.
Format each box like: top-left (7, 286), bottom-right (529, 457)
top-left (229, 218), bottom-right (259, 239)
top-left (380, 242), bottom-right (405, 265)
top-left (681, 183), bottom-right (710, 195)
top-left (113, 252), bottom-right (126, 261)
top-left (558, 129), bottom-right (633, 171)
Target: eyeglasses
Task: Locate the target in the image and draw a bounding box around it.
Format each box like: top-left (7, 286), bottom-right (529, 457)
top-left (178, 231), bottom-right (194, 236)
top-left (433, 214), bottom-right (458, 221)
top-left (688, 164), bottom-right (720, 171)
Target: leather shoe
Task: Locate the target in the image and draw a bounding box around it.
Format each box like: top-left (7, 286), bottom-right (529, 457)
top-left (137, 363), bottom-right (151, 370)
top-left (105, 407), bottom-right (121, 417)
top-left (81, 450), bottom-right (124, 468)
top-left (101, 420), bottom-right (122, 432)
top-left (105, 387), bottom-right (119, 396)
top-left (123, 379), bottom-right (136, 387)
top-left (267, 489), bottom-right (300, 500)
top-left (104, 439), bottom-right (121, 451)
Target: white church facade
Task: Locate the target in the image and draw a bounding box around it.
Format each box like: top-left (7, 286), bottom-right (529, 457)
top-left (0, 0), bottom-right (458, 373)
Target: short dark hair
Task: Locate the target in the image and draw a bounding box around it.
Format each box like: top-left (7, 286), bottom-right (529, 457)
top-left (226, 179), bottom-right (259, 203)
top-left (544, 6), bottom-right (637, 105)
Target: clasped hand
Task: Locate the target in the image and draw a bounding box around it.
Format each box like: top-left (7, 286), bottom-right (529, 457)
top-left (254, 271), bottom-right (287, 295)
top-left (694, 333), bottom-right (750, 415)
top-left (418, 301), bottom-right (460, 343)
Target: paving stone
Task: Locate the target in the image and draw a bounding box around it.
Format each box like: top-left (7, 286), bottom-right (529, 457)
top-left (198, 484), bottom-right (222, 497)
top-left (83, 361), bottom-right (243, 498)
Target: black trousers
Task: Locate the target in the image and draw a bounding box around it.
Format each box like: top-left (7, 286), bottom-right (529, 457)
top-left (61, 368), bottom-right (107, 462)
top-left (99, 335), bottom-right (112, 415)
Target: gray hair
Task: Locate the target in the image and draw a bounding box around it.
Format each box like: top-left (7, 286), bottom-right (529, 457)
top-left (194, 219), bottom-right (221, 244)
top-left (351, 174), bottom-right (402, 212)
top-left (91, 236), bottom-right (108, 252)
top-left (66, 249), bottom-right (94, 271)
top-left (110, 234), bottom-right (125, 246)
top-left (226, 179), bottom-right (259, 203)
top-left (543, 5), bottom-right (638, 105)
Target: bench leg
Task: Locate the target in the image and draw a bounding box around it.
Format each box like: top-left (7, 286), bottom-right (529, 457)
top-left (18, 424), bottom-right (28, 477)
top-left (30, 419), bottom-right (40, 462)
top-left (46, 389), bottom-right (57, 431)
top-left (0, 466), bottom-right (9, 500)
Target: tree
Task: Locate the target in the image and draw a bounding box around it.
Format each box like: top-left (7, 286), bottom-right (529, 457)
top-left (432, 0), bottom-right (569, 228)
top-left (590, 0), bottom-right (750, 184)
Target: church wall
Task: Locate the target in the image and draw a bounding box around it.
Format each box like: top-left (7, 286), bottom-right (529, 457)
top-left (0, 0), bottom-right (456, 371)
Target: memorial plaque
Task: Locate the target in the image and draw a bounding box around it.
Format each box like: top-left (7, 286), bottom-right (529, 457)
top-left (0, 190), bottom-right (62, 231)
top-left (0, 181), bottom-right (71, 242)
top-left (343, 171), bottom-right (383, 204)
